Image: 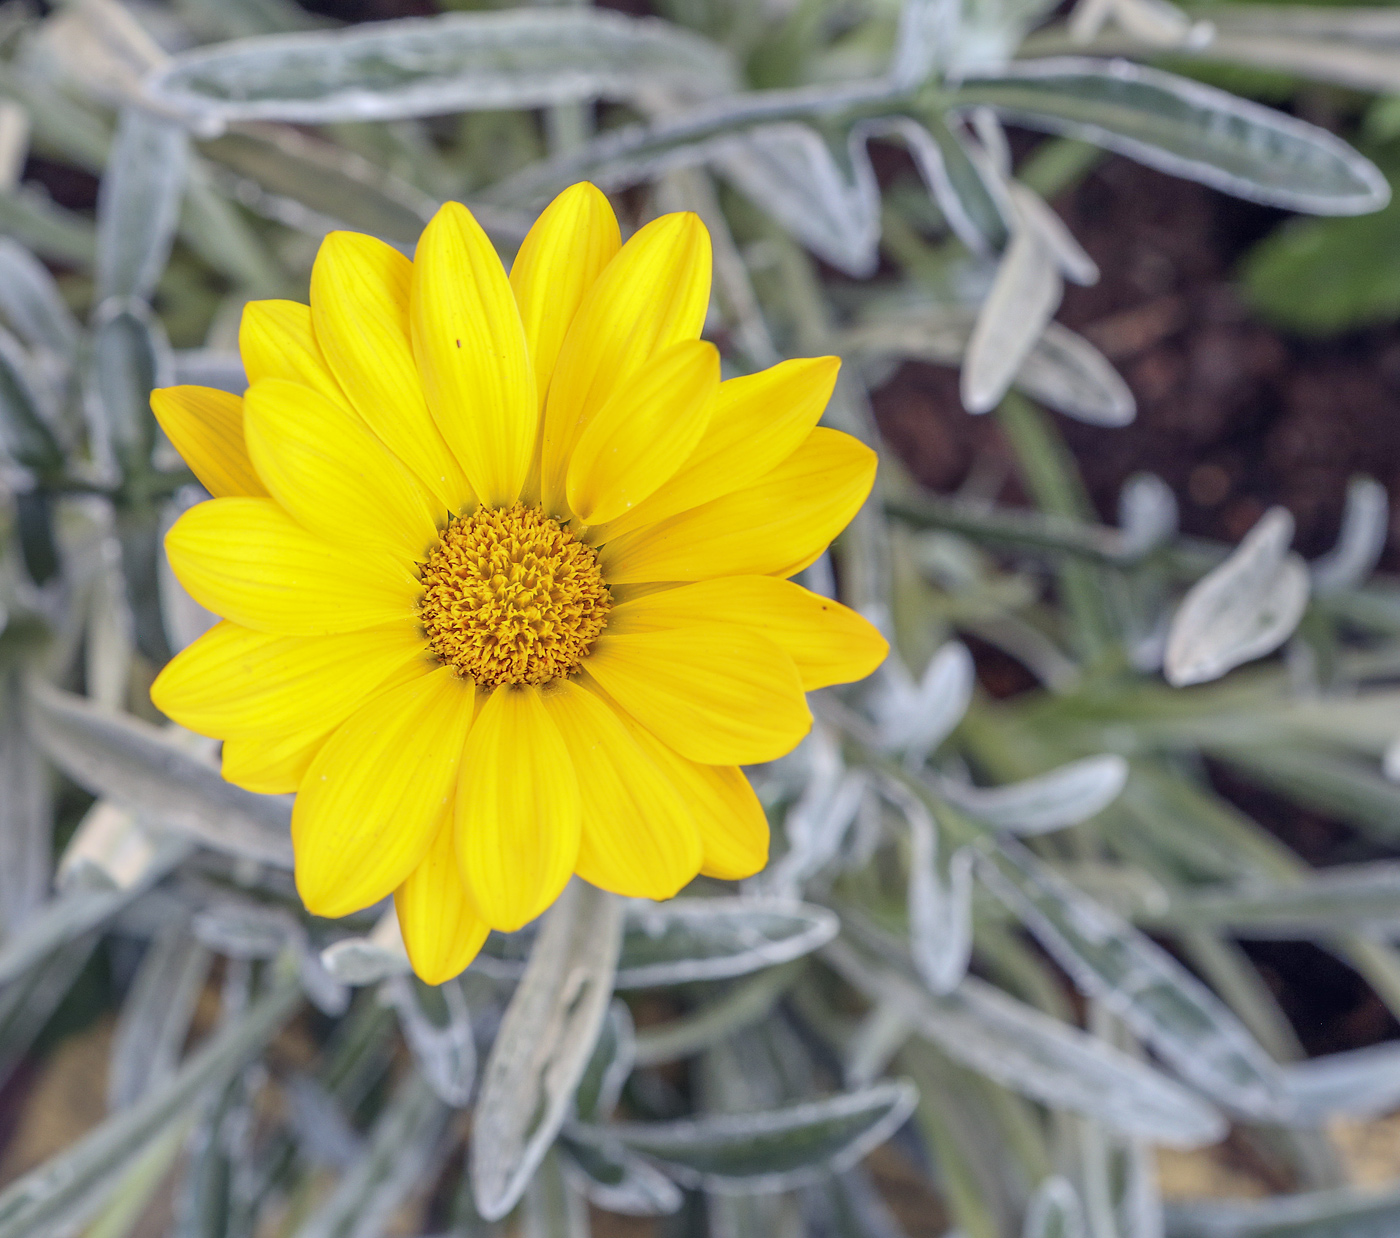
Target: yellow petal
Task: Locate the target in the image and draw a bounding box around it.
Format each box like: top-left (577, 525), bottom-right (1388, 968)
top-left (165, 497), bottom-right (420, 636)
top-left (593, 683), bottom-right (768, 880)
top-left (582, 626), bottom-right (811, 765)
top-left (395, 812), bottom-right (490, 985)
top-left (222, 727), bottom-right (329, 794)
top-left (151, 619), bottom-right (429, 739)
top-left (243, 377), bottom-right (441, 562)
top-left (457, 686), bottom-right (580, 931)
top-left (566, 340), bottom-right (718, 526)
top-left (239, 300), bottom-right (344, 402)
top-left (411, 202), bottom-right (535, 507)
top-left (607, 577), bottom-right (888, 690)
top-left (541, 680), bottom-right (701, 899)
top-left (310, 232), bottom-right (473, 510)
top-left (294, 666), bottom-right (476, 918)
top-left (540, 211), bottom-right (711, 514)
top-left (599, 428), bottom-right (875, 584)
top-left (151, 387), bottom-right (267, 499)
top-left (595, 356), bottom-right (839, 540)
top-left (510, 183), bottom-right (621, 411)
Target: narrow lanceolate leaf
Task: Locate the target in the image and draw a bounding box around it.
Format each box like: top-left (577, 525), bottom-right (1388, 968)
top-left (146, 9), bottom-right (735, 124)
top-left (1024, 1176), bottom-right (1086, 1238)
top-left (870, 641), bottom-right (974, 760)
top-left (1152, 861), bottom-right (1400, 937)
top-left (573, 1001), bottom-right (635, 1123)
top-left (1285, 1041), bottom-right (1400, 1123)
top-left (384, 975), bottom-right (477, 1108)
top-left (0, 976), bottom-right (301, 1238)
top-left (978, 840), bottom-right (1292, 1121)
top-left (0, 325), bottom-right (62, 473)
top-left (1119, 473), bottom-right (1178, 556)
top-left (936, 754), bottom-right (1129, 834)
top-left (1164, 1184), bottom-right (1400, 1238)
top-left (1311, 476), bottom-right (1388, 595)
top-left (713, 123), bottom-right (879, 277)
top-left (961, 226), bottom-right (1063, 414)
top-left (1164, 507), bottom-right (1309, 687)
top-left (85, 302), bottom-right (171, 477)
top-left (472, 881), bottom-right (623, 1222)
top-left (294, 1073), bottom-right (450, 1238)
top-left (25, 677), bottom-right (294, 868)
top-left (614, 899), bottom-right (839, 988)
top-left (576, 1081), bottom-right (917, 1195)
top-left (558, 1135), bottom-right (683, 1216)
top-left (954, 57), bottom-right (1389, 215)
top-left (95, 108), bottom-right (189, 304)
top-left (0, 669), bottom-right (51, 935)
top-left (0, 238), bottom-right (79, 356)
top-left (108, 921), bottom-right (212, 1110)
top-left (826, 938), bottom-right (1224, 1146)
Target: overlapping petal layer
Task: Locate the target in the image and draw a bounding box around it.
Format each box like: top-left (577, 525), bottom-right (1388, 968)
top-left (152, 184), bottom-right (885, 984)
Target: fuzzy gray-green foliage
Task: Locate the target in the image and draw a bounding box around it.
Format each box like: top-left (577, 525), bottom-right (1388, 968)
top-left (2, 3), bottom-right (1400, 1238)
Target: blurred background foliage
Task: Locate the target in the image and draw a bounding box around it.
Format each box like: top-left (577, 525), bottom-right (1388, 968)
top-left (7, 2), bottom-right (1400, 1238)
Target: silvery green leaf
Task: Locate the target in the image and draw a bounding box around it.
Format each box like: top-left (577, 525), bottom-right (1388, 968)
top-left (1024, 1176), bottom-right (1086, 1238)
top-left (1311, 476), bottom-right (1388, 596)
top-left (1284, 1040), bottom-right (1400, 1123)
top-left (936, 754), bottom-right (1128, 834)
top-left (891, 0), bottom-right (959, 86)
top-left (577, 1080), bottom-right (917, 1195)
top-left (0, 669), bottom-right (51, 935)
top-left (200, 126), bottom-right (438, 245)
top-left (192, 902), bottom-right (295, 959)
top-left (85, 537), bottom-right (134, 712)
top-left (845, 1002), bottom-right (915, 1088)
top-left (962, 225), bottom-right (1063, 414)
top-left (85, 300), bottom-right (171, 477)
top-left (870, 642), bottom-right (974, 760)
top-left (0, 324), bottom-right (62, 473)
top-left (1164, 507), bottom-right (1309, 688)
top-left (574, 1000), bottom-right (634, 1122)
top-left (0, 974), bottom-right (300, 1238)
top-left (1009, 182), bottom-right (1099, 285)
top-left (825, 937), bottom-right (1224, 1145)
top-left (521, 1149), bottom-right (590, 1238)
top-left (321, 913), bottom-right (411, 986)
top-left (95, 108), bottom-right (188, 304)
top-left (843, 313), bottom-right (1131, 426)
top-left (713, 123), bottom-right (879, 277)
top-left (0, 935), bottom-right (98, 1091)
top-left (978, 840), bottom-right (1292, 1121)
top-left (171, 348), bottom-right (246, 394)
top-left (284, 1074), bottom-right (365, 1170)
top-left (472, 880), bottom-right (623, 1222)
top-left (765, 734), bottom-right (866, 894)
top-left (1153, 862), bottom-right (1400, 936)
top-left (883, 780), bottom-right (972, 994)
top-left (146, 9), bottom-right (736, 125)
top-left (293, 1072), bottom-right (450, 1238)
top-left (384, 974), bottom-right (477, 1108)
top-left (55, 800), bottom-right (168, 895)
top-left (108, 919), bottom-right (212, 1110)
top-left (0, 186), bottom-right (97, 267)
top-left (799, 1168), bottom-right (910, 1238)
top-left (615, 898), bottom-right (839, 989)
top-left (1015, 320), bottom-right (1134, 426)
top-left (919, 114), bottom-right (1012, 255)
top-left (633, 962), bottom-right (802, 1068)
top-left (25, 677), bottom-right (295, 868)
top-left (1163, 1184), bottom-right (1400, 1238)
top-left (0, 238), bottom-right (79, 357)
top-left (954, 57), bottom-right (1389, 215)
top-left (1119, 473), bottom-right (1178, 557)
top-left (158, 490), bottom-right (219, 654)
top-left (557, 1134), bottom-right (683, 1216)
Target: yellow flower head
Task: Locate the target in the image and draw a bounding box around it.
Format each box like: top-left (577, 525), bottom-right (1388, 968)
top-left (149, 184), bottom-right (886, 984)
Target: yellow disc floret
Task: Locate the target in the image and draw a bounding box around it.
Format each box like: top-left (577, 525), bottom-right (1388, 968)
top-left (419, 503), bottom-right (611, 688)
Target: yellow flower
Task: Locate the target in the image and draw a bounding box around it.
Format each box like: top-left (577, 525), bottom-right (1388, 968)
top-left (149, 184), bottom-right (886, 984)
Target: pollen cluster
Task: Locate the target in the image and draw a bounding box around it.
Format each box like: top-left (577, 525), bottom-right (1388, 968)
top-left (419, 504), bottom-right (611, 688)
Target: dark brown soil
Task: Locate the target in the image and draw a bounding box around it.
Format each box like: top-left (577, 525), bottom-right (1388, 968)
top-left (871, 152), bottom-right (1400, 567)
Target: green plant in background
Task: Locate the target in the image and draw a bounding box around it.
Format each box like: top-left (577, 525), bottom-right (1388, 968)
top-left (5, 2), bottom-right (1400, 1238)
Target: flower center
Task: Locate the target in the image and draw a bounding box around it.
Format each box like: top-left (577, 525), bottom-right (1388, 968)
top-left (419, 504), bottom-right (611, 688)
